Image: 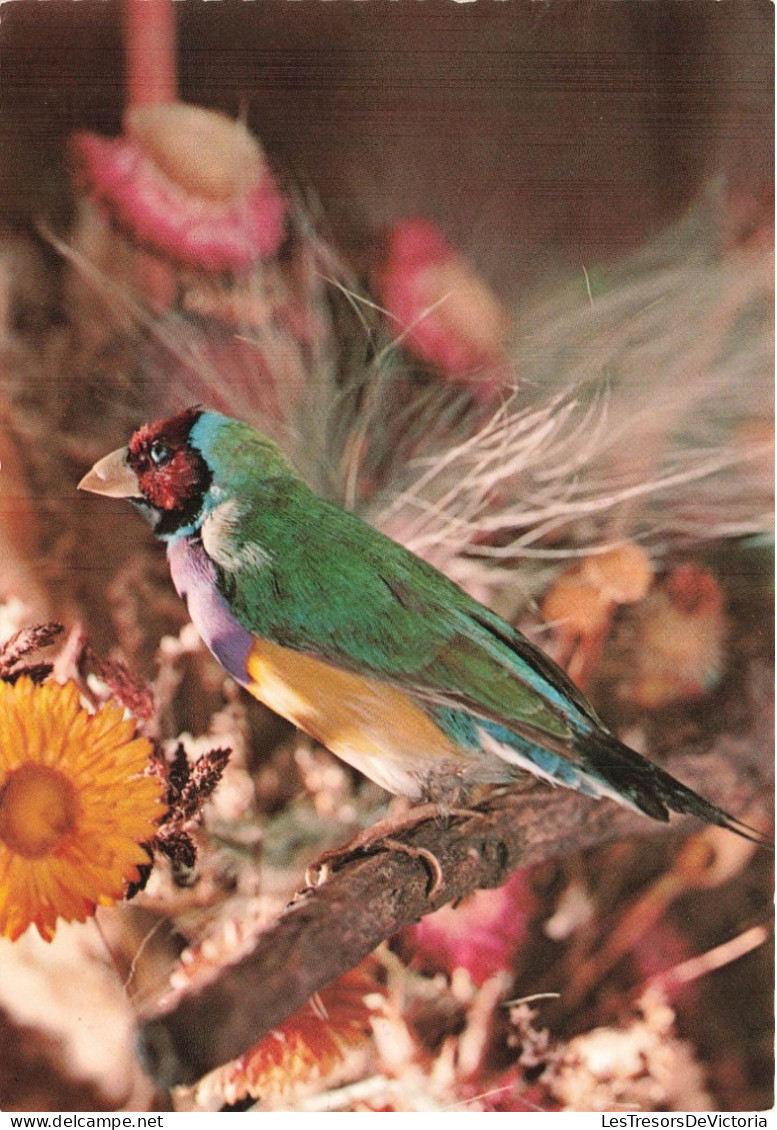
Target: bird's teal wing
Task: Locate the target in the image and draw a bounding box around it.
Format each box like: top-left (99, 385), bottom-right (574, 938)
top-left (202, 476), bottom-right (771, 842)
top-left (202, 477), bottom-right (598, 754)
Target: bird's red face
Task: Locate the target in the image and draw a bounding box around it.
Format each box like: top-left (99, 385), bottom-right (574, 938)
top-left (127, 407), bottom-right (208, 515)
top-left (79, 406), bottom-right (212, 537)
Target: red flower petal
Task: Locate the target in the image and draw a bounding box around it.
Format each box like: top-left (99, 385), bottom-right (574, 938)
top-left (198, 962), bottom-right (384, 1106)
top-left (71, 131), bottom-right (287, 273)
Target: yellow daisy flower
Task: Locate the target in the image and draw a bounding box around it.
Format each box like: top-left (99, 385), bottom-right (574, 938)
top-left (0, 677), bottom-right (165, 942)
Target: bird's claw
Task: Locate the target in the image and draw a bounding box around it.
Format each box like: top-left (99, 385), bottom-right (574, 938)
top-left (381, 837), bottom-right (445, 898)
top-left (303, 835), bottom-right (445, 898)
top-left (300, 803), bottom-right (458, 897)
top-left (303, 857), bottom-right (333, 889)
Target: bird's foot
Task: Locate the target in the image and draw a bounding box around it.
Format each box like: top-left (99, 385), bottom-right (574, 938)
top-left (303, 802), bottom-right (473, 896)
top-left (379, 837), bottom-right (445, 897)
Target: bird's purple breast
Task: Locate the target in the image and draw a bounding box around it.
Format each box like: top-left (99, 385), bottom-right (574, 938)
top-left (167, 537), bottom-right (254, 686)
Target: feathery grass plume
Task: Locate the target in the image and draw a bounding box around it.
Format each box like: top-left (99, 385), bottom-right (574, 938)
top-left (349, 199), bottom-right (772, 608)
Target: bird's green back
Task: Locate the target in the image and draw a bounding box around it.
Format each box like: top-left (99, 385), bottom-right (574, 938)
top-left (196, 435), bottom-right (601, 752)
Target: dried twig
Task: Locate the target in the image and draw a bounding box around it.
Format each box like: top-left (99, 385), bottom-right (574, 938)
top-left (138, 730), bottom-right (772, 1087)
top-left (0, 621), bottom-right (63, 682)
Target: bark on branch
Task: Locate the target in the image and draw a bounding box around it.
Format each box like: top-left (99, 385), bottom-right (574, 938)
top-left (139, 731), bottom-right (772, 1088)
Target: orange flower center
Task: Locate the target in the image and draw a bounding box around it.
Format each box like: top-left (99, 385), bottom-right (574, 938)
top-left (0, 764), bottom-right (79, 859)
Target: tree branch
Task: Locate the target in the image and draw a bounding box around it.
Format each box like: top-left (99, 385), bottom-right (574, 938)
top-left (138, 730), bottom-right (772, 1087)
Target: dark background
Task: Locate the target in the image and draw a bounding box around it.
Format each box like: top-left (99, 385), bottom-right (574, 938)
top-left (0, 1), bottom-right (773, 295)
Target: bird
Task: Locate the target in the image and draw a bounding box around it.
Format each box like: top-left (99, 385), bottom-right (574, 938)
top-left (79, 406), bottom-right (770, 845)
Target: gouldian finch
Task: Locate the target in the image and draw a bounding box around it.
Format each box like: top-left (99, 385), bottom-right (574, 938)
top-left (80, 407), bottom-right (769, 844)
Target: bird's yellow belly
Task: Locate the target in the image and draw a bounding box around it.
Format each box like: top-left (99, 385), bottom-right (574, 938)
top-left (245, 638), bottom-right (467, 798)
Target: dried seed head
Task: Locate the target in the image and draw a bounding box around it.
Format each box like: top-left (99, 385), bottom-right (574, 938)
top-left (541, 573), bottom-right (611, 637)
top-left (581, 543), bottom-right (654, 605)
top-left (124, 103), bottom-right (266, 201)
top-left (619, 564), bottom-right (727, 709)
top-left (415, 259), bottom-right (513, 357)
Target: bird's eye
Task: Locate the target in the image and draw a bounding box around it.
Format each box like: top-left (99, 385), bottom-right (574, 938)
top-left (149, 440), bottom-right (170, 466)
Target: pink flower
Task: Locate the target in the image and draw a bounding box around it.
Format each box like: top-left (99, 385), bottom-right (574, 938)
top-left (70, 105), bottom-right (287, 273)
top-left (402, 867), bottom-right (535, 986)
top-left (373, 218), bottom-right (512, 399)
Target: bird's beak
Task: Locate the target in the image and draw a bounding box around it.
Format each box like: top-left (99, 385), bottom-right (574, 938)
top-left (78, 447), bottom-right (141, 499)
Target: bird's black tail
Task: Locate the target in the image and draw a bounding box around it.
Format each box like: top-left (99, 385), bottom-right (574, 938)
top-left (576, 726), bottom-right (773, 847)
